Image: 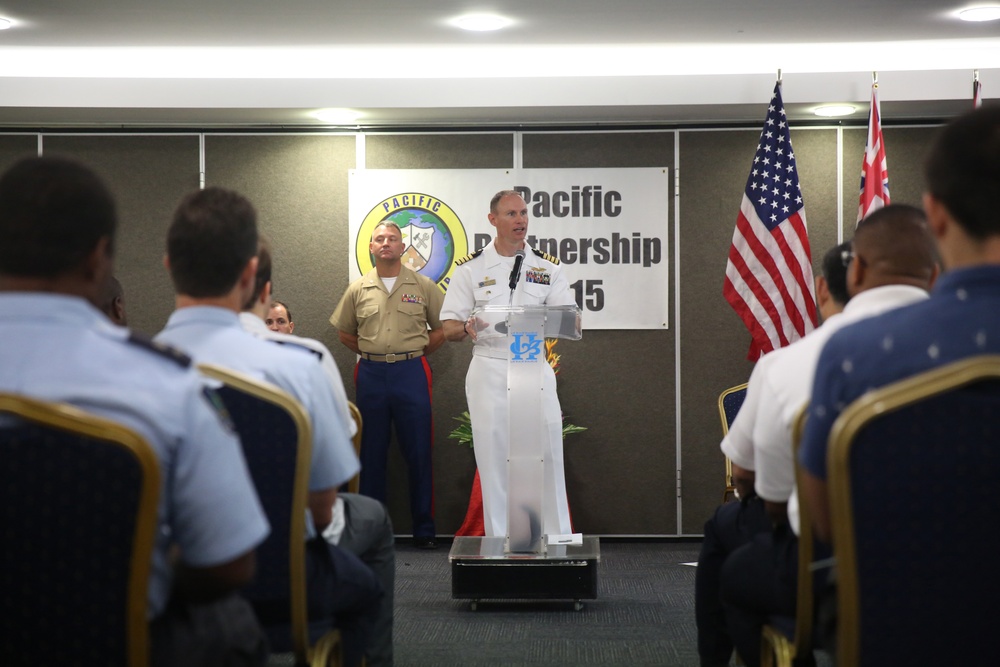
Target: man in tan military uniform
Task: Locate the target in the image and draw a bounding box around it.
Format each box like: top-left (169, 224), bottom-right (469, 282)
top-left (331, 221), bottom-right (445, 548)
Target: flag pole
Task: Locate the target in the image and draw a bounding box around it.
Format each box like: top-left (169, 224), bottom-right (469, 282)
top-left (857, 72), bottom-right (889, 224)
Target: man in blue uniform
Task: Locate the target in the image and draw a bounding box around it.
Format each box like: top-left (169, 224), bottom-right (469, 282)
top-left (156, 186), bottom-right (381, 667)
top-left (801, 105), bottom-right (1000, 545)
top-left (0, 156), bottom-right (270, 666)
top-left (242, 239), bottom-right (396, 667)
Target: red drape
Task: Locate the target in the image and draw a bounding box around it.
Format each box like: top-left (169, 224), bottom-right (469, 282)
top-left (454, 468), bottom-right (486, 536)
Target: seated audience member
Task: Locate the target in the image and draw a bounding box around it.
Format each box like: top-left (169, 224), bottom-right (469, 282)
top-left (154, 186), bottom-right (380, 667)
top-left (242, 246), bottom-right (354, 437)
top-left (241, 239), bottom-right (394, 667)
top-left (0, 156), bottom-right (270, 667)
top-left (266, 299), bottom-right (294, 333)
top-left (719, 205), bottom-right (937, 666)
top-left (100, 274), bottom-right (127, 325)
top-left (801, 105), bottom-right (1000, 544)
top-left (696, 240), bottom-right (851, 667)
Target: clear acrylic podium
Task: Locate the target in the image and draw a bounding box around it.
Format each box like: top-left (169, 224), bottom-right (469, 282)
top-left (449, 303), bottom-right (600, 609)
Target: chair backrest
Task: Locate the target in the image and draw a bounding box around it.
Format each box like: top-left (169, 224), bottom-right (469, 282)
top-left (197, 364), bottom-right (313, 663)
top-left (718, 383), bottom-right (748, 500)
top-left (828, 355), bottom-right (1000, 667)
top-left (718, 383), bottom-right (748, 435)
top-left (0, 392), bottom-right (159, 667)
top-left (347, 401), bottom-right (362, 495)
top-left (789, 404), bottom-right (814, 654)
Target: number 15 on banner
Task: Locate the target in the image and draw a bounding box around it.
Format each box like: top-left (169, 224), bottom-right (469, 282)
top-left (571, 280), bottom-right (604, 312)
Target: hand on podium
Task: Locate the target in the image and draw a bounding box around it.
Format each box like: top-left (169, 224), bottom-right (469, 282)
top-left (464, 315), bottom-right (488, 342)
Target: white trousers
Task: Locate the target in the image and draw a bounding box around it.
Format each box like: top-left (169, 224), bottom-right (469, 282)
top-left (466, 355), bottom-right (573, 538)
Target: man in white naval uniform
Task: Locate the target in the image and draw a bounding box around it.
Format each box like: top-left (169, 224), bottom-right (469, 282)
top-left (441, 189), bottom-right (576, 538)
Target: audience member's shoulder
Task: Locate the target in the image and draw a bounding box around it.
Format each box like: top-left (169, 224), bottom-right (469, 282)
top-left (123, 331), bottom-right (193, 369)
top-left (96, 323), bottom-right (194, 375)
top-left (273, 336), bottom-right (325, 361)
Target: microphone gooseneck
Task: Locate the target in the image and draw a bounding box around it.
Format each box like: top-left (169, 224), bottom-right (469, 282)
top-left (508, 250), bottom-right (525, 291)
top-left (507, 249), bottom-right (526, 309)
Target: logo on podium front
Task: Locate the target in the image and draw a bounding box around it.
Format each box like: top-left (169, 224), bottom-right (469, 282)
top-left (510, 332), bottom-right (543, 362)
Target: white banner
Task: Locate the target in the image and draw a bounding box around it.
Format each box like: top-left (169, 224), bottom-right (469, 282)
top-left (347, 168), bottom-right (670, 329)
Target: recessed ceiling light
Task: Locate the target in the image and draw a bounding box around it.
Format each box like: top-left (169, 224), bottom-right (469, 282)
top-left (958, 6), bottom-right (1000, 21)
top-left (814, 105), bottom-right (856, 117)
top-left (0, 18), bottom-right (12, 30)
top-left (450, 13), bottom-right (513, 32)
top-left (311, 108), bottom-right (362, 124)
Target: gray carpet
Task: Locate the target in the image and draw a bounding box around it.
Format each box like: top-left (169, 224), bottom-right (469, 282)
top-left (393, 540), bottom-right (702, 667)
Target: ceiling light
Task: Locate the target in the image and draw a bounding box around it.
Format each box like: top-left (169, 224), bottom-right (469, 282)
top-left (311, 108), bottom-right (362, 124)
top-left (0, 18), bottom-right (12, 30)
top-left (814, 105), bottom-right (856, 117)
top-left (450, 13), bottom-right (512, 32)
top-left (958, 6), bottom-right (1000, 21)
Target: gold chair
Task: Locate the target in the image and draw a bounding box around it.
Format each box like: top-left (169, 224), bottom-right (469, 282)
top-left (347, 401), bottom-right (363, 494)
top-left (718, 383), bottom-right (749, 502)
top-left (828, 355), bottom-right (1000, 667)
top-left (760, 404), bottom-right (815, 667)
top-left (0, 392), bottom-right (159, 667)
top-left (198, 364), bottom-right (342, 667)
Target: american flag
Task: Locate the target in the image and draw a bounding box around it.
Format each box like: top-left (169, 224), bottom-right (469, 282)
top-left (723, 82), bottom-right (817, 361)
top-left (857, 84), bottom-right (889, 223)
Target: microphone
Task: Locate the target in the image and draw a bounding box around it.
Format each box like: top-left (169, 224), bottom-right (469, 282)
top-left (508, 250), bottom-right (525, 291)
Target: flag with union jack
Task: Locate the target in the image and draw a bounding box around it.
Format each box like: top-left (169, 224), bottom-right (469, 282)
top-left (723, 82), bottom-right (817, 361)
top-left (857, 83), bottom-right (889, 224)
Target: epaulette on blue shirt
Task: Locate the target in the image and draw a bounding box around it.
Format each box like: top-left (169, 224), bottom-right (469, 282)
top-left (455, 248), bottom-right (484, 266)
top-left (126, 332), bottom-right (192, 368)
top-left (274, 339), bottom-right (324, 361)
top-left (532, 248), bottom-right (560, 265)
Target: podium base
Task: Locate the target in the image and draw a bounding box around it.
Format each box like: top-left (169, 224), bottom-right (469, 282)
top-left (449, 536), bottom-right (600, 610)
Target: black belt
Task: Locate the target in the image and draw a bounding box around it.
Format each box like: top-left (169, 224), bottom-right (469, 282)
top-left (360, 350), bottom-right (423, 363)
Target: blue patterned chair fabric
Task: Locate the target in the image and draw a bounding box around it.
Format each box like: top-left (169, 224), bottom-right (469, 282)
top-left (718, 383), bottom-right (748, 502)
top-left (0, 395), bottom-right (158, 667)
top-left (828, 358), bottom-right (1000, 666)
top-left (214, 385), bottom-right (302, 619)
top-left (720, 385), bottom-right (748, 433)
top-left (200, 365), bottom-right (341, 667)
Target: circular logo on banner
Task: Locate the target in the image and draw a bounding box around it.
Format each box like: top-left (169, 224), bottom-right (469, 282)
top-left (355, 193), bottom-right (468, 292)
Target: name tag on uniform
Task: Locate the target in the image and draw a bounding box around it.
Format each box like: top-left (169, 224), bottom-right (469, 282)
top-left (401, 293), bottom-right (425, 304)
top-left (525, 268), bottom-right (551, 285)
top-left (478, 276), bottom-right (497, 288)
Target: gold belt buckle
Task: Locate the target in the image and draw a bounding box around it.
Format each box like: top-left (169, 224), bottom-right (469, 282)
top-left (385, 353), bottom-right (399, 363)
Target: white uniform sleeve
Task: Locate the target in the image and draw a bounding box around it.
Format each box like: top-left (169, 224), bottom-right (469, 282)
top-left (440, 262), bottom-right (475, 322)
top-left (543, 262), bottom-right (576, 307)
top-left (719, 359), bottom-right (769, 471)
top-left (752, 363), bottom-right (798, 503)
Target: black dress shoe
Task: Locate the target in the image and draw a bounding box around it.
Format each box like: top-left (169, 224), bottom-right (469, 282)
top-left (413, 536), bottom-right (437, 549)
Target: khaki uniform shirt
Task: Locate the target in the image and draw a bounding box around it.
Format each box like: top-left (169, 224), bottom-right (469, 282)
top-left (330, 265), bottom-right (444, 355)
